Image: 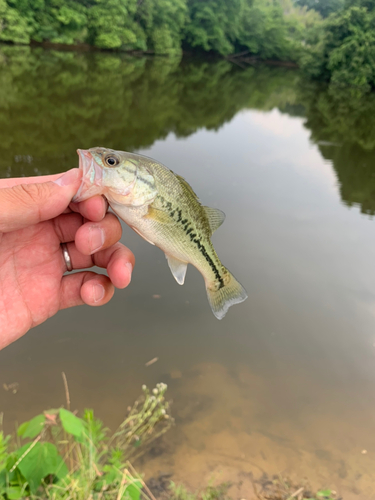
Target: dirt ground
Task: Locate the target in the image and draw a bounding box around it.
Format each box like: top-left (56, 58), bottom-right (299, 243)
top-left (138, 362), bottom-right (375, 500)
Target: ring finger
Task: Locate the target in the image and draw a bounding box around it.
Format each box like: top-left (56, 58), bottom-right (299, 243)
top-left (54, 211), bottom-right (122, 253)
top-left (60, 241), bottom-right (134, 290)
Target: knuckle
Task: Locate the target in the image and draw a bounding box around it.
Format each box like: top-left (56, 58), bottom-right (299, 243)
top-left (17, 182), bottom-right (50, 205)
top-left (0, 182), bottom-right (52, 232)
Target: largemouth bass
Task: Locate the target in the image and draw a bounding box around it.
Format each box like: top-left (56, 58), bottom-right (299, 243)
top-left (73, 148), bottom-right (247, 319)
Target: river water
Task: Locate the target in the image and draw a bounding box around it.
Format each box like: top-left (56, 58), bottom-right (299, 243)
top-left (1, 46), bottom-right (375, 498)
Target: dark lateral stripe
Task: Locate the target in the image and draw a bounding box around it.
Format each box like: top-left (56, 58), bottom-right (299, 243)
top-left (157, 195), bottom-right (224, 288)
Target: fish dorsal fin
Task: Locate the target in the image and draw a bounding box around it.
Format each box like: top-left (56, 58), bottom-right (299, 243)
top-left (203, 207), bottom-right (226, 233)
top-left (166, 254), bottom-right (188, 285)
top-left (175, 174), bottom-right (200, 201)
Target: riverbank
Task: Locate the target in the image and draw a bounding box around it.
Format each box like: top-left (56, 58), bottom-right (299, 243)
top-left (0, 380), bottom-right (338, 500)
top-left (1, 40), bottom-right (299, 70)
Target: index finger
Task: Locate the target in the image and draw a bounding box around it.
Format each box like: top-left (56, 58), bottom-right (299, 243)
top-left (69, 196), bottom-right (108, 222)
top-left (0, 173), bottom-right (108, 222)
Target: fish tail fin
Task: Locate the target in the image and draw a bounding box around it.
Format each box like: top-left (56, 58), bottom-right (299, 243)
top-left (206, 271), bottom-right (248, 320)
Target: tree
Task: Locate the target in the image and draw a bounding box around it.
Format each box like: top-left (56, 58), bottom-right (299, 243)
top-left (0, 0), bottom-right (32, 43)
top-left (137, 0), bottom-right (188, 55)
top-left (294, 0), bottom-right (344, 17)
top-left (300, 4), bottom-right (375, 90)
top-left (32, 0), bottom-right (88, 44)
top-left (86, 0), bottom-right (146, 51)
top-left (184, 0), bottom-right (248, 55)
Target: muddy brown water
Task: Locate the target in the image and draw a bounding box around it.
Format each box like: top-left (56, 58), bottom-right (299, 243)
top-left (1, 46), bottom-right (375, 498)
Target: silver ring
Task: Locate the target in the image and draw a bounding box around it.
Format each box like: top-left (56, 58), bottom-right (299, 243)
top-left (61, 243), bottom-right (73, 272)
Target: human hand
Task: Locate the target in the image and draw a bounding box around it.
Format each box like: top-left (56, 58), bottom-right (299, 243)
top-left (0, 169), bottom-right (135, 350)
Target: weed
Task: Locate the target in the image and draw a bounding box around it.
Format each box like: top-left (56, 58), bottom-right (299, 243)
top-left (252, 474), bottom-right (340, 500)
top-left (168, 481), bottom-right (231, 500)
top-left (0, 381), bottom-right (172, 499)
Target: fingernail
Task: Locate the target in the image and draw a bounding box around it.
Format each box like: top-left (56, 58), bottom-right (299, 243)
top-left (126, 262), bottom-right (133, 283)
top-left (93, 284), bottom-right (105, 303)
top-left (53, 169), bottom-right (81, 187)
top-left (89, 226), bottom-right (105, 254)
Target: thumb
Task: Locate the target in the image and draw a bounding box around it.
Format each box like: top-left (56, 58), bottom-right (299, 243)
top-left (0, 169), bottom-right (82, 233)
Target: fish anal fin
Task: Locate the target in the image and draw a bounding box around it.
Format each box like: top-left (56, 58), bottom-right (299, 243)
top-left (166, 254), bottom-right (188, 285)
top-left (144, 206), bottom-right (173, 224)
top-left (203, 207), bottom-right (226, 233)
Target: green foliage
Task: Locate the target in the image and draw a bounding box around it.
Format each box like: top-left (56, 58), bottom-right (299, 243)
top-left (294, 0), bottom-right (344, 17)
top-left (0, 0), bottom-right (32, 44)
top-left (182, 0), bottom-right (309, 60)
top-left (300, 2), bottom-right (375, 89)
top-left (184, 0), bottom-right (246, 55)
top-left (0, 0), bottom-right (373, 91)
top-left (17, 414), bottom-right (45, 439)
top-left (237, 0), bottom-right (290, 59)
top-left (83, 408), bottom-right (108, 446)
top-left (0, 0), bottom-right (371, 88)
top-left (59, 408), bottom-right (85, 438)
top-left (0, 384), bottom-right (172, 499)
top-left (32, 0), bottom-right (87, 45)
top-left (0, 0), bottom-right (321, 63)
top-left (235, 0), bottom-right (322, 62)
top-left (16, 442), bottom-right (68, 493)
top-left (87, 0), bottom-right (146, 51)
top-left (137, 0), bottom-right (188, 55)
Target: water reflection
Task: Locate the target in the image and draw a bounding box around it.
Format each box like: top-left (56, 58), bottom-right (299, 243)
top-left (2, 46), bottom-right (375, 498)
top-left (0, 45), bottom-right (298, 176)
top-left (2, 46), bottom-right (375, 217)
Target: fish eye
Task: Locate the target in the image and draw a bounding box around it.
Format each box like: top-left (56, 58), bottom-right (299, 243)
top-left (105, 155), bottom-right (120, 167)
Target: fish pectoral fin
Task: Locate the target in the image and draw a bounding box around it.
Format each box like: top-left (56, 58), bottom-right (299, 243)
top-left (203, 207), bottom-right (226, 233)
top-left (143, 206), bottom-right (173, 224)
top-left (166, 254), bottom-right (188, 285)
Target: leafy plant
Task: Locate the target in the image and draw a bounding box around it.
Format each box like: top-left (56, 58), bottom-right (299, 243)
top-left (0, 383), bottom-right (172, 499)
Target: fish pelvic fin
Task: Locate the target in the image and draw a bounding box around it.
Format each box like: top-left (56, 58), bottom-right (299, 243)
top-left (166, 254), bottom-right (188, 285)
top-left (206, 271), bottom-right (247, 320)
top-left (203, 207), bottom-right (226, 234)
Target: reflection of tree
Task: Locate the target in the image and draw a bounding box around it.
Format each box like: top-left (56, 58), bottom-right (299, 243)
top-left (300, 83), bottom-right (375, 151)
top-left (2, 45), bottom-right (375, 218)
top-left (319, 144), bottom-right (375, 215)
top-left (299, 84), bottom-right (375, 215)
top-left (0, 45), bottom-right (298, 177)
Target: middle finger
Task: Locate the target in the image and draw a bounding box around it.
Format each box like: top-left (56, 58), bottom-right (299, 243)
top-left (75, 212), bottom-right (122, 256)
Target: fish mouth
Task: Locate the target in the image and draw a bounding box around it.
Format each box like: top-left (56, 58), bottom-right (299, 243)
top-left (73, 149), bottom-right (104, 202)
